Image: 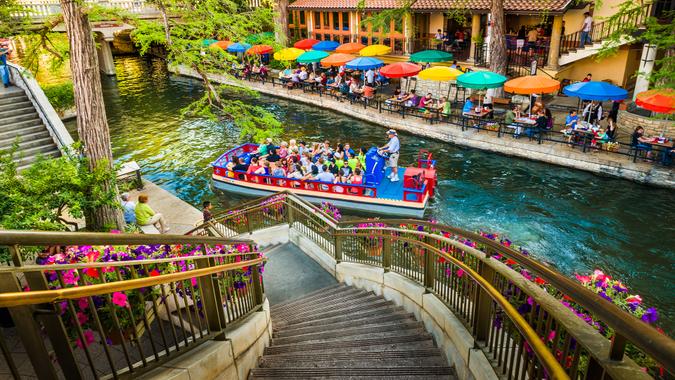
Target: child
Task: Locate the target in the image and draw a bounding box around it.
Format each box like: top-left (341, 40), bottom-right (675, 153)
top-left (202, 201), bottom-right (213, 222)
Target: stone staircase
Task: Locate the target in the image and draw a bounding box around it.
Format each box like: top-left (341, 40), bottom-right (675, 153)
top-left (250, 284), bottom-right (457, 379)
top-left (0, 86), bottom-right (60, 170)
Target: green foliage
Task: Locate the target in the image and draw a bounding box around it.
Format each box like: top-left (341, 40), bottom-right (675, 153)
top-left (358, 0), bottom-right (413, 35)
top-left (131, 0), bottom-right (283, 141)
top-left (0, 0), bottom-right (29, 36)
top-left (42, 81), bottom-right (75, 113)
top-left (597, 2), bottom-right (674, 89)
top-left (0, 144), bottom-right (120, 231)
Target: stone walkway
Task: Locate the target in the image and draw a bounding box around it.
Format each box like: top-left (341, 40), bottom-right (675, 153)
top-left (176, 66), bottom-right (674, 189)
top-left (127, 179), bottom-right (203, 234)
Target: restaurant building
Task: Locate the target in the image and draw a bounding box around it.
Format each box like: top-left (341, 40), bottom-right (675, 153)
top-left (287, 0), bottom-right (671, 92)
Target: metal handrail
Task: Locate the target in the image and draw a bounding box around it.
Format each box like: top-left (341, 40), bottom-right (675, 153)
top-left (0, 257), bottom-right (264, 307)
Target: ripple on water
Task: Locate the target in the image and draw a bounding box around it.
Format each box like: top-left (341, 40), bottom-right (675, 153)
top-left (79, 56), bottom-right (675, 333)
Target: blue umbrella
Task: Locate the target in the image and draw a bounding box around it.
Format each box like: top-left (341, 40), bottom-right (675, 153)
top-left (345, 57), bottom-right (384, 70)
top-left (226, 42), bottom-right (252, 53)
top-left (562, 81), bottom-right (628, 101)
top-left (312, 40), bottom-right (340, 51)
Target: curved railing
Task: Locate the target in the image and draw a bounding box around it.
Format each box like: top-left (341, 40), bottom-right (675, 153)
top-left (0, 230), bottom-right (265, 379)
top-left (189, 191), bottom-right (674, 380)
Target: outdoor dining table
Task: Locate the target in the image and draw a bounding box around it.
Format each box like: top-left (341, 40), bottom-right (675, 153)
top-left (644, 137), bottom-right (673, 165)
top-left (462, 109), bottom-right (491, 131)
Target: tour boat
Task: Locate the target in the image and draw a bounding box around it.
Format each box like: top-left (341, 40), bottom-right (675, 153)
top-left (211, 144), bottom-right (437, 217)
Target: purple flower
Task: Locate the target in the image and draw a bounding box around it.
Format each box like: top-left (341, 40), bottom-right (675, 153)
top-left (517, 303), bottom-right (532, 315)
top-left (417, 225), bottom-right (424, 231)
top-left (641, 307), bottom-right (658, 324)
top-left (612, 284), bottom-right (627, 293)
top-left (598, 291), bottom-right (613, 303)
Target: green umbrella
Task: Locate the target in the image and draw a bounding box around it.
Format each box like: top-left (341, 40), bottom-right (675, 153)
top-left (245, 32), bottom-right (274, 44)
top-left (297, 50), bottom-right (329, 63)
top-left (201, 39), bottom-right (218, 47)
top-left (456, 71), bottom-right (508, 89)
top-left (409, 50), bottom-right (453, 63)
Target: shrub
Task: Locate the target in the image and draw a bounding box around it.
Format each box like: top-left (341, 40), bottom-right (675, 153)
top-left (41, 81), bottom-right (75, 114)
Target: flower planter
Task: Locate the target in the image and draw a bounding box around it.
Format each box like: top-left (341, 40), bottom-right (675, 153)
top-left (106, 300), bottom-right (157, 345)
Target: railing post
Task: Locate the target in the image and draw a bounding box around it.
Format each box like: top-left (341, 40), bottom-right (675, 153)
top-left (194, 256), bottom-right (227, 340)
top-left (609, 333), bottom-right (627, 360)
top-left (382, 235), bottom-right (391, 271)
top-left (251, 264), bottom-right (264, 306)
top-left (286, 202), bottom-right (294, 228)
top-left (472, 260), bottom-right (496, 343)
top-left (0, 272), bottom-right (63, 380)
top-left (334, 235), bottom-right (342, 262)
top-left (423, 237), bottom-right (435, 291)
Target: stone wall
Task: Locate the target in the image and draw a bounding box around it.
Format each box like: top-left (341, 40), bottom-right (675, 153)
top-left (400, 77), bottom-right (467, 102)
top-left (618, 110), bottom-right (675, 137)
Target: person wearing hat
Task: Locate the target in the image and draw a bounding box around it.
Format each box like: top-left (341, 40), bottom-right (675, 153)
top-left (379, 130), bottom-right (401, 182)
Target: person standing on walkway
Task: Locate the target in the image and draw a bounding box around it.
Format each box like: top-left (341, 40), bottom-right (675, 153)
top-left (579, 12), bottom-right (593, 48)
top-left (135, 194), bottom-right (170, 233)
top-left (379, 129), bottom-right (401, 182)
top-left (0, 40), bottom-right (11, 88)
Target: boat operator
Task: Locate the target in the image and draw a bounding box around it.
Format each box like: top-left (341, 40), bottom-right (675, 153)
top-left (378, 129), bottom-right (400, 182)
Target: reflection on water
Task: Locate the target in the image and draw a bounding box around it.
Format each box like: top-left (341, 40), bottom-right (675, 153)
top-left (67, 56), bottom-right (675, 332)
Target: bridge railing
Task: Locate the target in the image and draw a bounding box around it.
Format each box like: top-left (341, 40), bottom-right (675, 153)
top-left (0, 230), bottom-right (265, 379)
top-left (190, 191), bottom-right (674, 380)
top-left (14, 0), bottom-right (158, 18)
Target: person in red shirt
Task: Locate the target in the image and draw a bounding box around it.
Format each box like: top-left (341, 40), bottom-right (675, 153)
top-left (582, 73), bottom-right (592, 82)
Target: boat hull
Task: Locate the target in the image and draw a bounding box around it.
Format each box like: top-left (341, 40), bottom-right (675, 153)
top-left (212, 174), bottom-right (427, 218)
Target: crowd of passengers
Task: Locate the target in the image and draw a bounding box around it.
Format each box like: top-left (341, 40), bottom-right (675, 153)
top-left (225, 139), bottom-right (371, 185)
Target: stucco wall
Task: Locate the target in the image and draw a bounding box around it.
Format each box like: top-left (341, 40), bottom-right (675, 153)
top-left (558, 46), bottom-right (637, 86)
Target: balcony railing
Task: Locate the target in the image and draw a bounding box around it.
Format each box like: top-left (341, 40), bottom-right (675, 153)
top-left (188, 191), bottom-right (674, 380)
top-left (14, 0), bottom-right (159, 19)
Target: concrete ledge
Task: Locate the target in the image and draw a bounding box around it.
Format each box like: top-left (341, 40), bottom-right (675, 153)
top-left (289, 228), bottom-right (337, 277)
top-left (140, 301), bottom-right (271, 380)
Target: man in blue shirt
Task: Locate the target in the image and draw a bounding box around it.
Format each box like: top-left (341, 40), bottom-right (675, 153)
top-left (0, 41), bottom-right (10, 88)
top-left (565, 110), bottom-right (578, 128)
top-left (120, 193), bottom-right (136, 224)
top-left (462, 97), bottom-right (474, 113)
top-left (379, 129), bottom-right (401, 182)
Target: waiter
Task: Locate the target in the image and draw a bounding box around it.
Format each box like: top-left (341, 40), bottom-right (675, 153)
top-left (379, 129), bottom-right (400, 182)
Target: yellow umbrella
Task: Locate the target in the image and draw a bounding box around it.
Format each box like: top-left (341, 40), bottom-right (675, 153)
top-left (273, 47), bottom-right (305, 61)
top-left (418, 66), bottom-right (463, 81)
top-left (360, 44), bottom-right (392, 56)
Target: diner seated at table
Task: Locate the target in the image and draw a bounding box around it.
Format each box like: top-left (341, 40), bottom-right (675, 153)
top-left (418, 93), bottom-right (433, 110)
top-left (462, 97), bottom-right (474, 113)
top-left (631, 126), bottom-right (654, 160)
top-left (525, 110), bottom-right (547, 138)
top-left (404, 90), bottom-right (420, 107)
top-left (565, 110), bottom-right (579, 128)
top-left (504, 104), bottom-right (523, 137)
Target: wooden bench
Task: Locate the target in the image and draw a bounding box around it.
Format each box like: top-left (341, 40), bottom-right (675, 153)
top-left (116, 161), bottom-right (143, 190)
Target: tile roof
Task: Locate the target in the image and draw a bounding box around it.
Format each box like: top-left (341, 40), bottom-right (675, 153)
top-left (288, 0), bottom-right (573, 12)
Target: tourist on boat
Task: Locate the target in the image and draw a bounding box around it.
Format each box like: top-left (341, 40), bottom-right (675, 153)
top-left (247, 156), bottom-right (262, 174)
top-left (462, 97), bottom-right (474, 113)
top-left (316, 166), bottom-right (335, 183)
top-left (379, 129), bottom-right (401, 182)
top-left (202, 201), bottom-right (213, 222)
top-left (278, 141), bottom-right (289, 158)
top-left (338, 159), bottom-right (352, 177)
top-left (233, 157), bottom-right (249, 172)
top-left (272, 161), bottom-right (286, 177)
top-left (351, 168), bottom-right (363, 185)
top-left (288, 139), bottom-right (298, 154)
top-left (287, 164), bottom-right (303, 179)
top-left (255, 161), bottom-right (271, 175)
top-left (302, 165), bottom-right (319, 180)
top-left (135, 194), bottom-right (170, 234)
top-left (120, 193), bottom-right (136, 224)
top-left (267, 148), bottom-right (281, 163)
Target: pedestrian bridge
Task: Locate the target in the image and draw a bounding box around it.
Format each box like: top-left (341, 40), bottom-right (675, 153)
top-left (0, 192), bottom-right (672, 379)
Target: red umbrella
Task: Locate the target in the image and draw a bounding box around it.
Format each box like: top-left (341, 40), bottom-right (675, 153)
top-left (380, 62), bottom-right (423, 78)
top-left (293, 38), bottom-right (319, 50)
top-left (635, 88), bottom-right (675, 114)
top-left (246, 45), bottom-right (273, 55)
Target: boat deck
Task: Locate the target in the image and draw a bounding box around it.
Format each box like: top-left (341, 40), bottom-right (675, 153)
top-left (376, 168), bottom-right (407, 200)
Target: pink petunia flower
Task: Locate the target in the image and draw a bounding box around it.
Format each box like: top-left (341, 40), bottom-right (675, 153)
top-left (626, 295), bottom-right (642, 304)
top-left (456, 269), bottom-right (464, 278)
top-left (76, 312), bottom-right (88, 325)
top-left (112, 292), bottom-right (129, 308)
top-left (62, 270), bottom-right (79, 285)
top-left (75, 329), bottom-right (95, 349)
top-left (78, 298), bottom-right (89, 310)
top-left (575, 274), bottom-right (590, 284)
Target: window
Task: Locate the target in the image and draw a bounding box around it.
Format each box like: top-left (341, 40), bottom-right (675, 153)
top-left (360, 36), bottom-right (369, 44)
top-left (323, 33), bottom-right (331, 41)
top-left (289, 11), bottom-right (294, 25)
top-left (343, 35), bottom-right (350, 43)
top-left (323, 12), bottom-right (329, 27)
top-left (394, 18), bottom-right (403, 33)
top-left (342, 12), bottom-right (349, 31)
top-left (299, 11), bottom-right (305, 25)
top-left (314, 12), bottom-right (321, 29)
top-left (333, 12), bottom-right (339, 30)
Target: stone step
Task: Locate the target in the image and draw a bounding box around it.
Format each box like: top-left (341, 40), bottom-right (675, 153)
top-left (274, 304), bottom-right (405, 331)
top-left (250, 366), bottom-right (456, 379)
top-left (275, 298), bottom-right (393, 327)
top-left (274, 327), bottom-right (431, 347)
top-left (274, 311), bottom-right (414, 338)
top-left (273, 289), bottom-right (373, 321)
top-left (272, 287), bottom-right (365, 319)
top-left (0, 112), bottom-right (40, 127)
top-left (258, 349), bottom-right (445, 368)
top-left (0, 125), bottom-right (47, 141)
top-left (0, 100), bottom-right (31, 113)
top-left (0, 136), bottom-right (55, 152)
top-left (0, 106), bottom-right (36, 119)
top-left (263, 333), bottom-right (436, 356)
top-left (0, 118), bottom-right (44, 134)
top-left (14, 148), bottom-right (60, 170)
top-left (270, 284), bottom-right (347, 314)
top-left (272, 320), bottom-right (425, 346)
top-left (0, 93), bottom-right (28, 106)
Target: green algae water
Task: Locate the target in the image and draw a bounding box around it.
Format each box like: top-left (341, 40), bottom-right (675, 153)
top-left (66, 56), bottom-right (675, 332)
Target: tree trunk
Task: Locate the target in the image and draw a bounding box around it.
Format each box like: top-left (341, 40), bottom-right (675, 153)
top-left (157, 1), bottom-right (172, 46)
top-left (489, 0), bottom-right (507, 96)
top-left (60, 0), bottom-right (123, 231)
top-left (275, 0), bottom-right (289, 45)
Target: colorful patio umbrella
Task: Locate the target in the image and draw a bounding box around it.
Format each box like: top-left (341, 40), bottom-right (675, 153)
top-left (409, 50), bottom-right (453, 63)
top-left (320, 53), bottom-right (356, 67)
top-left (635, 88), bottom-right (674, 114)
top-left (313, 40), bottom-right (340, 51)
top-left (346, 57), bottom-right (384, 70)
top-left (226, 42), bottom-right (252, 53)
top-left (245, 32), bottom-right (274, 44)
top-left (360, 44), bottom-right (392, 56)
top-left (418, 66), bottom-right (463, 81)
top-left (294, 38), bottom-right (320, 50)
top-left (457, 71), bottom-right (507, 89)
top-left (504, 75), bottom-right (560, 94)
top-left (380, 62), bottom-right (422, 78)
top-left (246, 45), bottom-right (273, 55)
top-left (336, 42), bottom-right (366, 54)
top-left (273, 47), bottom-right (305, 61)
top-left (201, 39), bottom-right (218, 47)
top-left (297, 50), bottom-right (330, 63)
top-left (210, 40), bottom-right (232, 50)
top-left (562, 81), bottom-right (627, 101)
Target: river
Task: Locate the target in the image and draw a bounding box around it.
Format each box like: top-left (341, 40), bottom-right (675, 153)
top-left (65, 56), bottom-right (675, 332)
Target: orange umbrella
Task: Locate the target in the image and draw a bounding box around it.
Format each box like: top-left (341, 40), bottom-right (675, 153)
top-left (335, 42), bottom-right (366, 54)
top-left (211, 40), bottom-right (232, 50)
top-left (320, 53), bottom-right (356, 67)
top-left (504, 75), bottom-right (560, 94)
top-left (246, 45), bottom-right (273, 55)
top-left (635, 88), bottom-right (675, 114)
